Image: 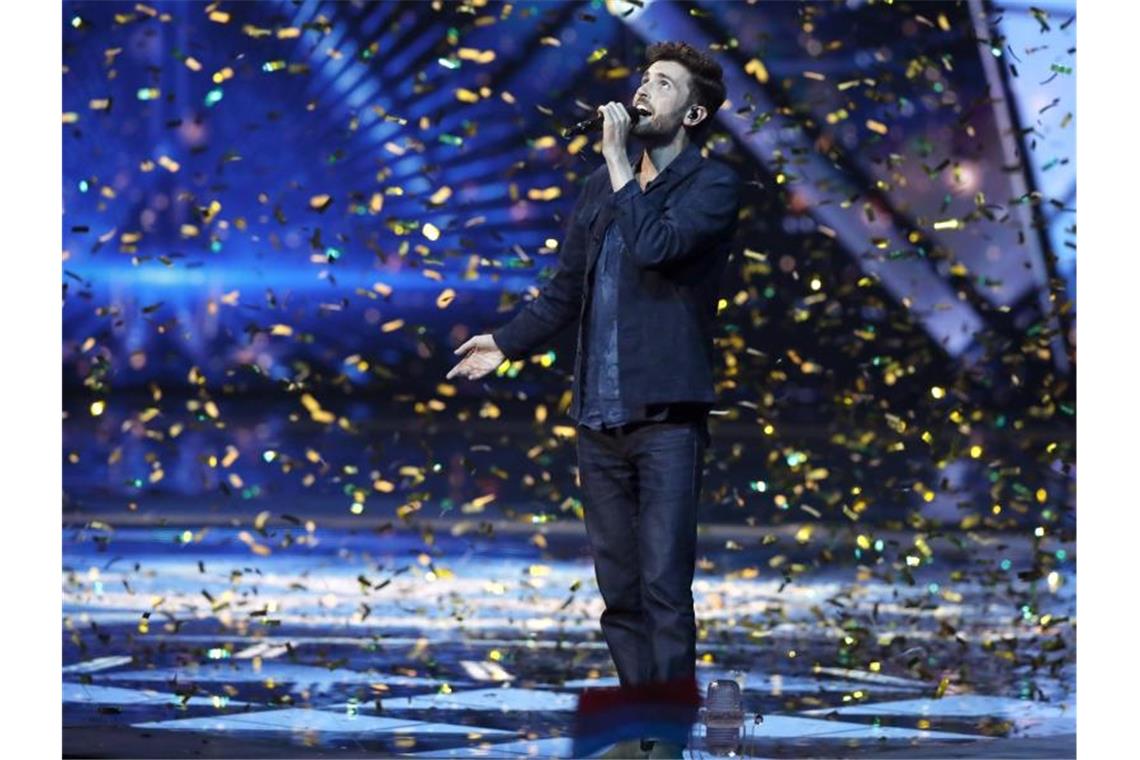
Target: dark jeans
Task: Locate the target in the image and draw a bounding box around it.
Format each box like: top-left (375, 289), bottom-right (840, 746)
top-left (576, 417), bottom-right (710, 687)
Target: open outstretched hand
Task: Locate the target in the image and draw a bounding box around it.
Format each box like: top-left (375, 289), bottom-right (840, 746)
top-left (446, 334), bottom-right (506, 381)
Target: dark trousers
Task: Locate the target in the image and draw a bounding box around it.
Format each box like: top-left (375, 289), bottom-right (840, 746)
top-left (576, 418), bottom-right (710, 686)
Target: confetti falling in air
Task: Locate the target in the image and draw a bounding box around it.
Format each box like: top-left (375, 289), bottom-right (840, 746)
top-left (62, 0), bottom-right (1073, 711)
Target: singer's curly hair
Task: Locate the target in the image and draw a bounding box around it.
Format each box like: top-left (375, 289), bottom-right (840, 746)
top-left (642, 41), bottom-right (727, 143)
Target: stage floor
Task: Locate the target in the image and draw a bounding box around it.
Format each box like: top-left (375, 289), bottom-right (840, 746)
top-left (61, 522), bottom-right (1075, 758)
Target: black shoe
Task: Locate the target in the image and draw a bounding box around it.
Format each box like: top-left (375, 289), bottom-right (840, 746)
top-left (595, 738), bottom-right (647, 758)
top-left (646, 740), bottom-right (684, 759)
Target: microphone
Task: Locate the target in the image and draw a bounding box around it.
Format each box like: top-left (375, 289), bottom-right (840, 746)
top-left (561, 103), bottom-right (642, 139)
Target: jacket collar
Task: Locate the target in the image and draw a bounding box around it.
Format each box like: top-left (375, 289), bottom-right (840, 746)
top-left (626, 140), bottom-right (703, 193)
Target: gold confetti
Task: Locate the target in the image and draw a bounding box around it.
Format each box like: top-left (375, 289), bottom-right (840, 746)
top-left (300, 394), bottom-right (335, 424)
top-left (238, 531), bottom-right (272, 556)
top-left (202, 200), bottom-right (222, 223)
top-left (457, 47), bottom-right (496, 64)
top-left (745, 58), bottom-right (769, 84)
top-left (527, 187), bottom-right (562, 201)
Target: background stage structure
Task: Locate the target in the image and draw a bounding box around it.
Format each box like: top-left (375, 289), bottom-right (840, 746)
top-left (61, 3), bottom-right (1076, 756)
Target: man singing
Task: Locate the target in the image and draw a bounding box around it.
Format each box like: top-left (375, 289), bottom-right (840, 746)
top-left (447, 41), bottom-right (741, 758)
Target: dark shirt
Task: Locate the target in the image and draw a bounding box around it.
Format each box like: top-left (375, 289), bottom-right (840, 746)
top-left (579, 206), bottom-right (708, 431)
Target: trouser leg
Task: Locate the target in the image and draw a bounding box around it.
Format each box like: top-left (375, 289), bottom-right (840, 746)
top-left (577, 425), bottom-right (652, 686)
top-left (630, 419), bottom-right (708, 683)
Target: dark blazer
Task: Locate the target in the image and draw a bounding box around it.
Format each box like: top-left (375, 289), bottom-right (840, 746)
top-left (492, 141), bottom-right (742, 423)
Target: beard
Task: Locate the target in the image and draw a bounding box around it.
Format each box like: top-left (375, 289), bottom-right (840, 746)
top-left (633, 115), bottom-right (683, 146)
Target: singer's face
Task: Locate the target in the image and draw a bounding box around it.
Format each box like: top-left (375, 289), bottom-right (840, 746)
top-left (632, 60), bottom-right (694, 137)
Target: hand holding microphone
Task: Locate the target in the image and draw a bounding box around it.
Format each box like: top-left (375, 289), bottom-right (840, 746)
top-left (561, 102), bottom-right (642, 139)
top-left (596, 102), bottom-right (638, 159)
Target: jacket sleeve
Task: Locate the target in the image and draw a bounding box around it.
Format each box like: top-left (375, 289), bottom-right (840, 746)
top-left (611, 162), bottom-right (741, 270)
top-left (491, 174), bottom-right (594, 361)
